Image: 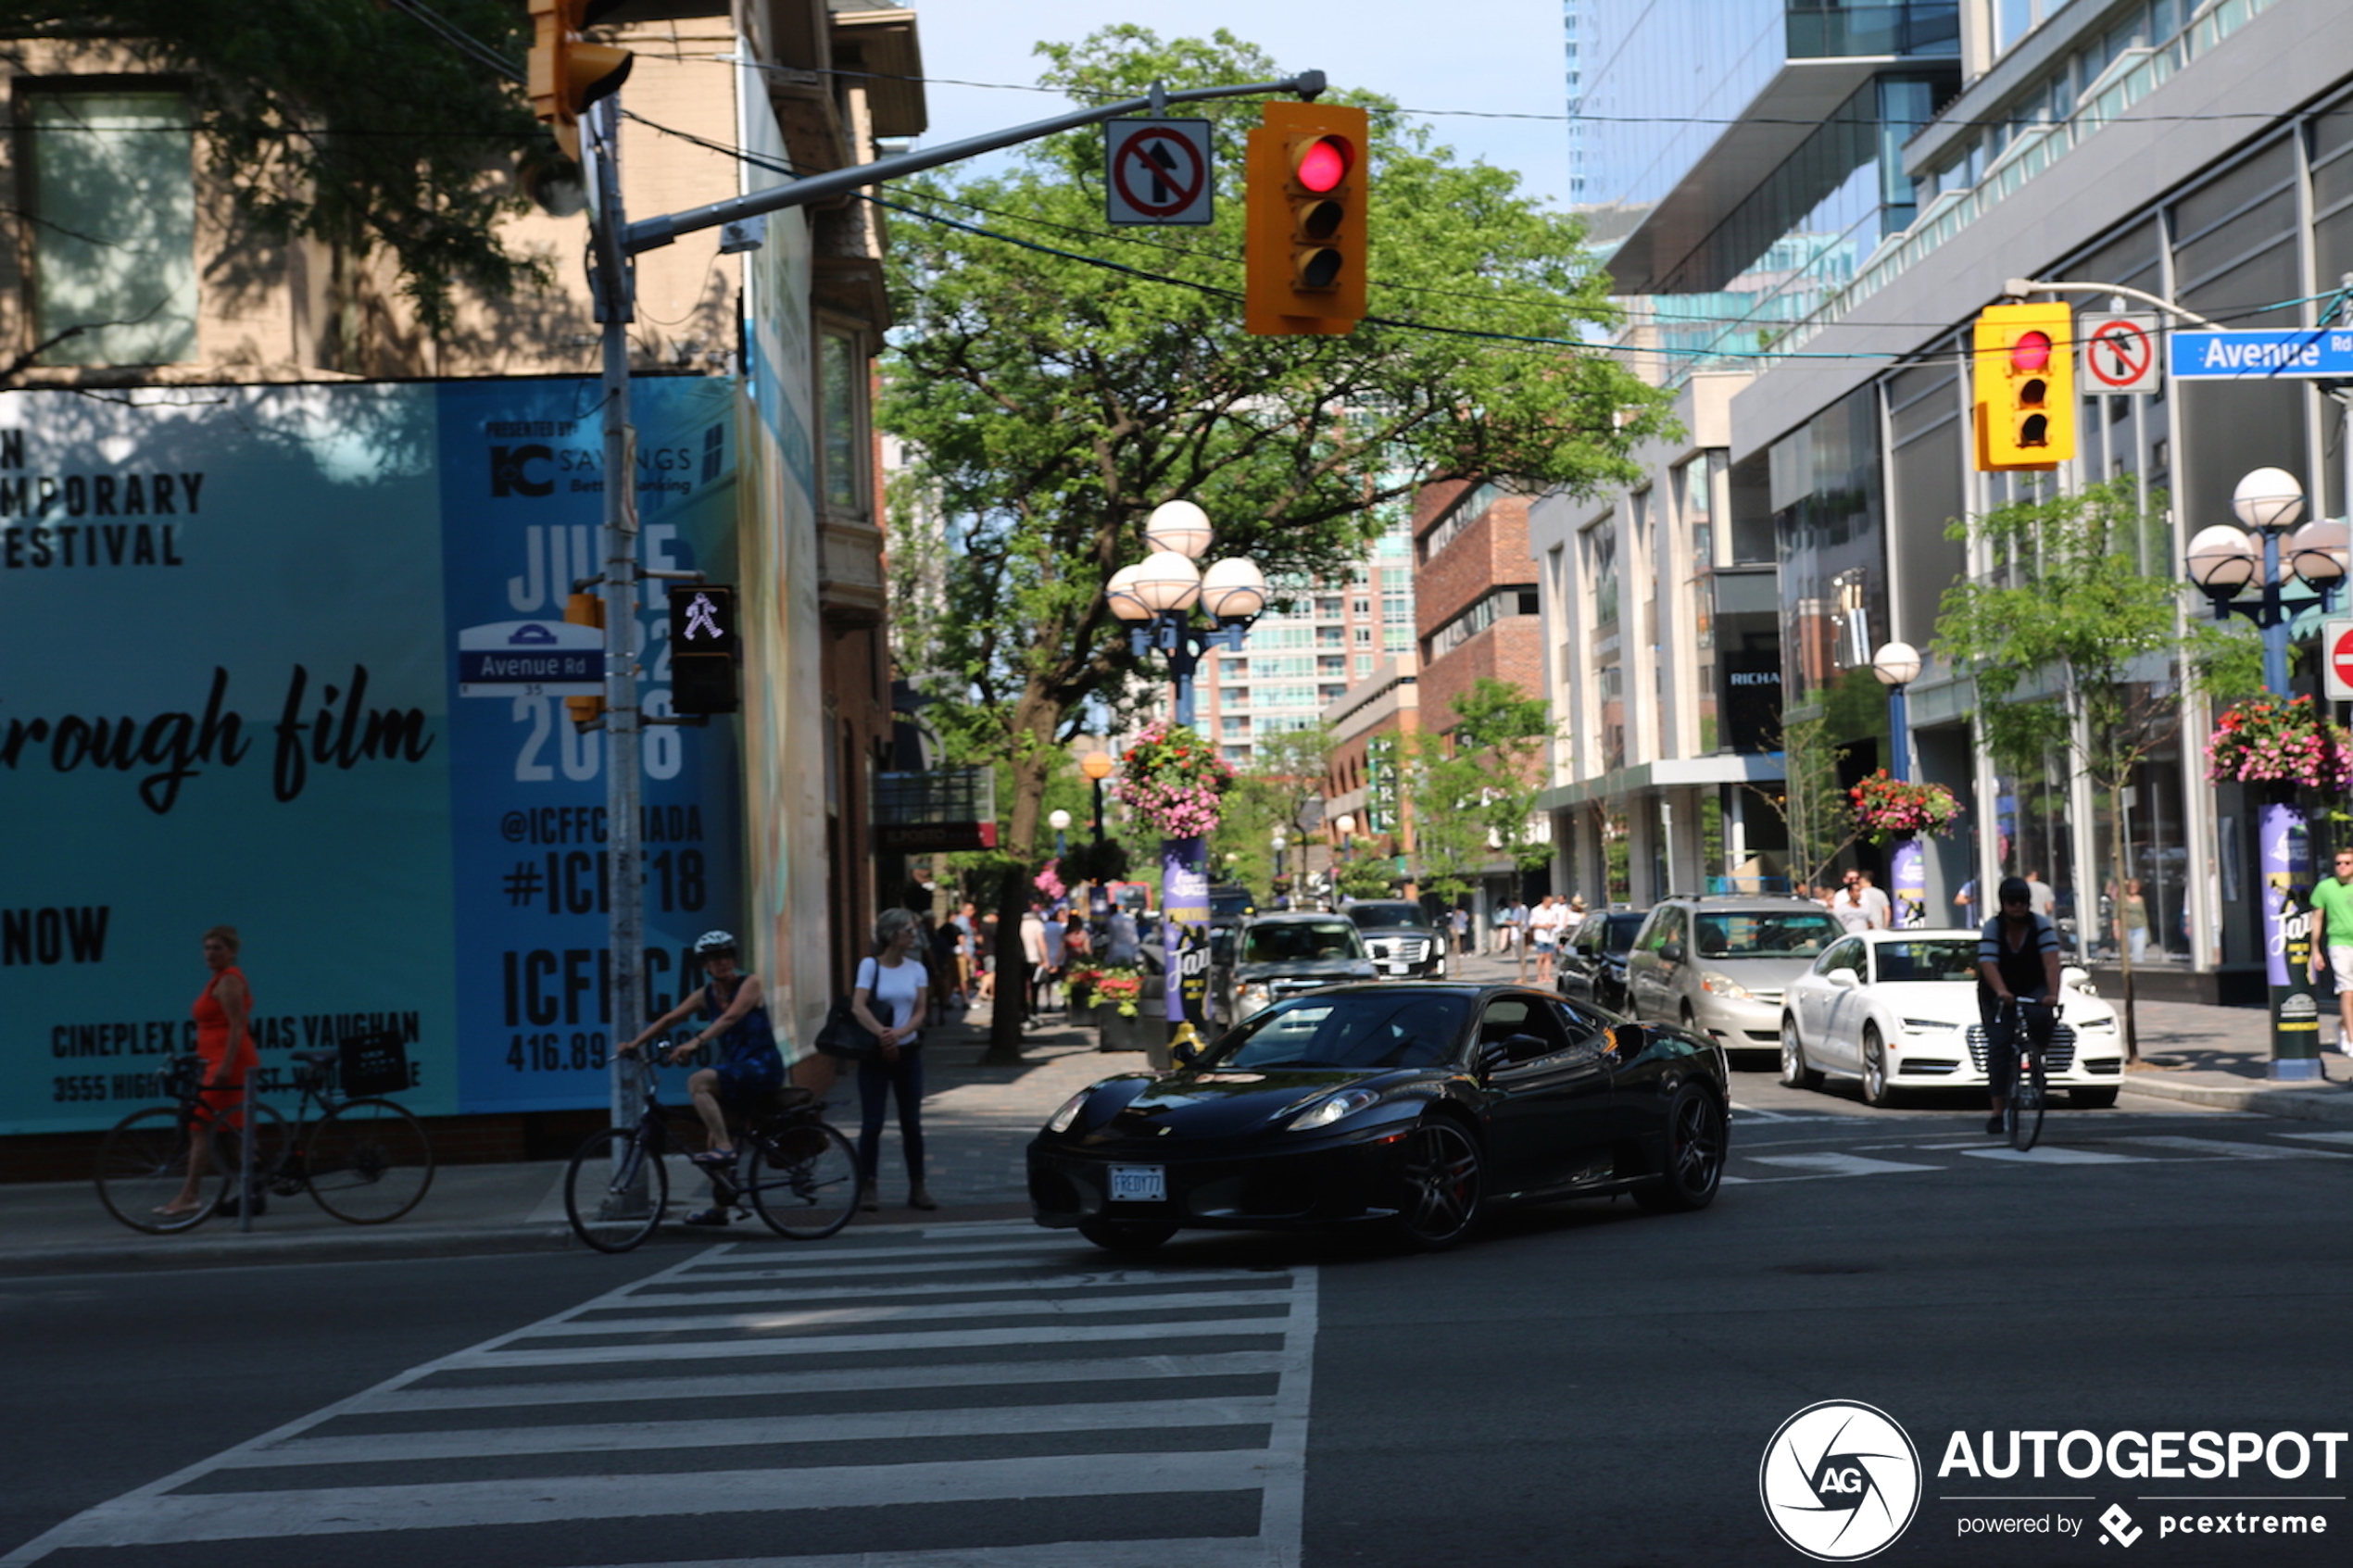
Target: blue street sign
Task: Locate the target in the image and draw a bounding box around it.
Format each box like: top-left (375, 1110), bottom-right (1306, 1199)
top-left (2169, 329), bottom-right (2353, 380)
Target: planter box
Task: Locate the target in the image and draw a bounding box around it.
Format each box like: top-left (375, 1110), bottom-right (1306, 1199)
top-left (1097, 1004), bottom-right (1159, 1054)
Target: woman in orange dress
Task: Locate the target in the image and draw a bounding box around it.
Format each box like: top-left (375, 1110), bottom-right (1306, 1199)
top-left (158, 925), bottom-right (258, 1217)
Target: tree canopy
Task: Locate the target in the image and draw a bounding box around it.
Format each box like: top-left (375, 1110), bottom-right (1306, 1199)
top-left (1408, 679), bottom-right (1554, 902)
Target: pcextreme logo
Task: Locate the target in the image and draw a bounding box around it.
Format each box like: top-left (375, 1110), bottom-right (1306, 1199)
top-left (1761, 1399), bottom-right (1924, 1561)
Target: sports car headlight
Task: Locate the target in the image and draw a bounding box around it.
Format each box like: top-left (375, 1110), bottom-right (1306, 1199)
top-left (1237, 984), bottom-right (1275, 1017)
top-left (1288, 1086), bottom-right (1381, 1132)
top-left (1699, 972), bottom-right (1753, 1000)
top-left (1046, 1089), bottom-right (1089, 1135)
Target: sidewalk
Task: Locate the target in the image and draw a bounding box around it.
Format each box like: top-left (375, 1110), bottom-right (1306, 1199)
top-left (0, 1000), bottom-right (1143, 1276)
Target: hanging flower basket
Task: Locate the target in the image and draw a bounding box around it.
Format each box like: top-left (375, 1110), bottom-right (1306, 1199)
top-left (1112, 722), bottom-right (1233, 838)
top-left (1849, 771), bottom-right (1963, 844)
top-left (2206, 695), bottom-right (2353, 792)
top-left (1034, 859), bottom-right (1066, 901)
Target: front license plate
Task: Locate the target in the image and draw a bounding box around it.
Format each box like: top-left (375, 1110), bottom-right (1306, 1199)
top-left (1109, 1164), bottom-right (1165, 1202)
top-left (1385, 961), bottom-right (1409, 973)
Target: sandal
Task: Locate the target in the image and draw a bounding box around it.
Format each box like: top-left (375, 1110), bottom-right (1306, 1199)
top-left (682, 1208), bottom-right (731, 1227)
top-left (687, 1148), bottom-right (737, 1169)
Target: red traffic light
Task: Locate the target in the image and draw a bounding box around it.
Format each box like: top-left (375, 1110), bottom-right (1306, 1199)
top-left (1294, 135), bottom-right (1353, 194)
top-left (2009, 331), bottom-right (2053, 373)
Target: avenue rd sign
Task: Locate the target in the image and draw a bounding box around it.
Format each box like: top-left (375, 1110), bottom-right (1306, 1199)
top-left (2169, 328), bottom-right (2353, 380)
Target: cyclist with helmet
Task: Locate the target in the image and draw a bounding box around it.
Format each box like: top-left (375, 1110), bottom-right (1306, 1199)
top-left (1977, 875), bottom-right (2064, 1135)
top-left (620, 930), bottom-right (784, 1223)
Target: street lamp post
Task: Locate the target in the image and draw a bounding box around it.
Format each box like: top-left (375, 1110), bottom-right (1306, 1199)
top-left (1872, 641), bottom-right (1924, 927)
top-left (1080, 750), bottom-right (1114, 844)
top-left (1272, 829), bottom-right (1288, 898)
top-left (1109, 500), bottom-right (1268, 1053)
top-left (2183, 467), bottom-right (2350, 1081)
top-left (1049, 809), bottom-right (1072, 861)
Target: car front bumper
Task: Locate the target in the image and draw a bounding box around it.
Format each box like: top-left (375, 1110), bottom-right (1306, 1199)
top-left (1886, 1022), bottom-right (2125, 1086)
top-left (1027, 1123), bottom-right (1416, 1231)
top-left (1689, 994), bottom-right (1784, 1050)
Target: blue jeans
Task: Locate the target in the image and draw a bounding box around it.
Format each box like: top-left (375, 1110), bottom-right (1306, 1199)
top-left (856, 1046), bottom-right (926, 1185)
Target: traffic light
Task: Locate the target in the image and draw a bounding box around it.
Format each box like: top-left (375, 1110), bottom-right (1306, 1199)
top-left (1973, 303), bottom-right (2075, 470)
top-left (1245, 101), bottom-right (1369, 335)
top-left (668, 583), bottom-right (739, 716)
top-left (562, 591), bottom-right (603, 730)
top-left (528, 0), bottom-right (632, 161)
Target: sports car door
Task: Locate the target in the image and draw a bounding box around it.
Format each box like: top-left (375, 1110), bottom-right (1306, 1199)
top-left (1477, 995), bottom-right (1612, 1194)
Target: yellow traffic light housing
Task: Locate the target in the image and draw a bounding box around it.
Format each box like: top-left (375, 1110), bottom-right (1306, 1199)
top-left (1973, 303), bottom-right (2075, 470)
top-left (1245, 101), bottom-right (1369, 335)
top-left (562, 591), bottom-right (605, 730)
top-left (528, 0), bottom-right (632, 161)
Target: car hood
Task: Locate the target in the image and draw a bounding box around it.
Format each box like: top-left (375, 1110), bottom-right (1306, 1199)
top-left (1857, 980), bottom-right (2118, 1026)
top-left (1688, 954), bottom-right (1819, 987)
top-left (1235, 958), bottom-right (1376, 982)
top-left (1085, 1067), bottom-right (1407, 1142)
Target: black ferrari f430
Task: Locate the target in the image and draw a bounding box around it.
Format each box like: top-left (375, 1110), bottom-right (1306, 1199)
top-left (1027, 983), bottom-right (1730, 1251)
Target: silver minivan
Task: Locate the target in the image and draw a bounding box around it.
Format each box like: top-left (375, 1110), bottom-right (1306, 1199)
top-left (1622, 897), bottom-right (1844, 1057)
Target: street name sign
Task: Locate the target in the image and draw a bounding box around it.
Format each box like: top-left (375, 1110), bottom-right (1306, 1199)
top-left (1104, 119), bottom-right (1214, 225)
top-left (2169, 328), bottom-right (2353, 381)
top-left (2326, 617), bottom-right (2353, 702)
top-left (458, 620), bottom-right (602, 697)
top-left (2080, 313), bottom-right (2159, 394)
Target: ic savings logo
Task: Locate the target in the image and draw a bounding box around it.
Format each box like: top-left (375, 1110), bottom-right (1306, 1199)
top-left (1761, 1400), bottom-right (1923, 1561)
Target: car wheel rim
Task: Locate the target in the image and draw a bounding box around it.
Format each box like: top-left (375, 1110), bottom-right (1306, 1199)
top-left (1864, 1040), bottom-right (1884, 1098)
top-left (1781, 1027), bottom-right (1801, 1080)
top-left (1400, 1123), bottom-right (1478, 1239)
top-left (1673, 1096), bottom-right (1723, 1191)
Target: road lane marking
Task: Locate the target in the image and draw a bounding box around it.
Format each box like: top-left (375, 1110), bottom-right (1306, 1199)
top-left (1749, 1153), bottom-right (1943, 1177)
top-left (1961, 1147), bottom-right (2150, 1164)
top-left (2116, 1135), bottom-right (2353, 1159)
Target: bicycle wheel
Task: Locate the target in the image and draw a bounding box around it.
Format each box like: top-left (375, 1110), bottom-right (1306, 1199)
top-left (564, 1126), bottom-right (671, 1253)
top-left (304, 1098), bottom-right (434, 1223)
top-left (2011, 1058), bottom-right (2046, 1151)
top-left (747, 1118), bottom-right (862, 1240)
top-left (95, 1107), bottom-right (220, 1235)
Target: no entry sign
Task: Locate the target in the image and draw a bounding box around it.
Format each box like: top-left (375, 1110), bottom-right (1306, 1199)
top-left (2080, 312), bottom-right (2159, 394)
top-left (2326, 617), bottom-right (2353, 702)
top-left (1104, 119), bottom-right (1214, 225)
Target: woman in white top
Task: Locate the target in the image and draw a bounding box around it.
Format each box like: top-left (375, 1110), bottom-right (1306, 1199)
top-left (851, 908), bottom-right (934, 1210)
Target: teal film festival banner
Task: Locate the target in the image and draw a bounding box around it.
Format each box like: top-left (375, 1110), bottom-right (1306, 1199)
top-left (0, 378), bottom-right (744, 1135)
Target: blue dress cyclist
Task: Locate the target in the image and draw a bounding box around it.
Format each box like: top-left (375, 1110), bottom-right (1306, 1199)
top-left (619, 930), bottom-right (786, 1226)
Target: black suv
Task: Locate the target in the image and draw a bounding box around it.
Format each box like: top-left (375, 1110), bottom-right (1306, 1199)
top-left (1557, 907), bottom-right (1648, 1014)
top-left (1343, 899), bottom-right (1449, 979)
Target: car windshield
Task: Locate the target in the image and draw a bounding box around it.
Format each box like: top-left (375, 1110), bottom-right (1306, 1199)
top-left (1603, 914), bottom-right (1644, 952)
top-left (1210, 990), bottom-right (1470, 1071)
top-left (1692, 910), bottom-right (1842, 959)
top-left (1244, 921), bottom-right (1365, 964)
top-left (1347, 905), bottom-right (1424, 930)
top-left (1873, 939), bottom-right (1981, 984)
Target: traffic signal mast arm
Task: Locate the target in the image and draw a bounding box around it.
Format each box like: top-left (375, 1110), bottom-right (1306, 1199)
top-left (2001, 278), bottom-right (2221, 328)
top-left (623, 70), bottom-right (1328, 256)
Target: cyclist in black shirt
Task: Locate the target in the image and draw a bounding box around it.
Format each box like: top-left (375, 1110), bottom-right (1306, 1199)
top-left (1978, 875), bottom-right (2063, 1135)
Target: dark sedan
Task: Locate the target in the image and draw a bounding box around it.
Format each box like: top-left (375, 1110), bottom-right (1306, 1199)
top-left (1558, 909), bottom-right (1647, 1012)
top-left (1028, 983), bottom-right (1730, 1252)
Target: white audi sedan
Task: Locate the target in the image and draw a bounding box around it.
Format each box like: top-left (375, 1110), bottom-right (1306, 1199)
top-left (1778, 928), bottom-right (2124, 1108)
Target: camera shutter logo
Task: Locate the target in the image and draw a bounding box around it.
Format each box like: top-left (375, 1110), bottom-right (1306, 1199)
top-left (1759, 1400), bottom-right (1921, 1561)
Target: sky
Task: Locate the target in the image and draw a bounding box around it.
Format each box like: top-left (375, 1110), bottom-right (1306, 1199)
top-left (900, 0), bottom-right (1579, 211)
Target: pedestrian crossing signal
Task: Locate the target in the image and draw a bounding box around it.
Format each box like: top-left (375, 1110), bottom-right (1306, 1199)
top-left (668, 583), bottom-right (738, 716)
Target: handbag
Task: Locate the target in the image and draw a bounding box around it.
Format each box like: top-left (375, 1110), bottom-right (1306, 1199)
top-left (812, 997), bottom-right (877, 1060)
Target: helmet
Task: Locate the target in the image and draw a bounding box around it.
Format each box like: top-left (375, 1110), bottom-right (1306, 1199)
top-left (694, 930), bottom-right (738, 954)
top-left (1996, 876), bottom-right (2032, 909)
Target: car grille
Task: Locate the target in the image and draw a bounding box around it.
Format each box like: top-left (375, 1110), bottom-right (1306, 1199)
top-left (1967, 1022), bottom-right (2077, 1073)
top-left (1366, 936), bottom-right (1431, 963)
top-left (2082, 1057), bottom-right (2122, 1076)
top-left (1898, 1058), bottom-right (1963, 1075)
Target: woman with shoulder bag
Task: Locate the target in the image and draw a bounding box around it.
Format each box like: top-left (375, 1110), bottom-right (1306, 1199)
top-left (851, 908), bottom-right (934, 1211)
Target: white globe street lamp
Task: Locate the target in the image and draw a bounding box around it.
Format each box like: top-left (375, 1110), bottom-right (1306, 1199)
top-left (1130, 551), bottom-right (1202, 614)
top-left (2185, 524), bottom-right (2260, 592)
top-left (1200, 557), bottom-right (1270, 621)
top-left (1106, 562), bottom-right (1152, 621)
top-left (1144, 499), bottom-right (1214, 558)
top-left (2232, 466), bottom-right (2307, 532)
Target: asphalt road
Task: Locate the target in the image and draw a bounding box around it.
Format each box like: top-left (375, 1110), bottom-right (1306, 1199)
top-left (6, 1077), bottom-right (2351, 1568)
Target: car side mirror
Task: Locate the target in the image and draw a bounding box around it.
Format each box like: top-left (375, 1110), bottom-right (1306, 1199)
top-left (2060, 965), bottom-right (2091, 991)
top-left (1828, 971), bottom-right (1859, 989)
top-left (1659, 940), bottom-right (1686, 964)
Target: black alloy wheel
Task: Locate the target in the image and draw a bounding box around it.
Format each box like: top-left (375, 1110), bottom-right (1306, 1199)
top-left (1076, 1220), bottom-right (1178, 1252)
top-left (1636, 1085), bottom-right (1726, 1212)
top-left (1391, 1119), bottom-right (1483, 1248)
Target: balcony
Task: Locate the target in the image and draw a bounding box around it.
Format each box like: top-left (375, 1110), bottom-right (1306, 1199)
top-left (1785, 3), bottom-right (1959, 60)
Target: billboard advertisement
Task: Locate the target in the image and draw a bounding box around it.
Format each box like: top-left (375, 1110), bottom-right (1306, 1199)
top-left (0, 376), bottom-right (743, 1134)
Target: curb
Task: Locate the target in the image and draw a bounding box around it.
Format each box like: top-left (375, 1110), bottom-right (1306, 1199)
top-left (2115, 1073), bottom-right (2353, 1123)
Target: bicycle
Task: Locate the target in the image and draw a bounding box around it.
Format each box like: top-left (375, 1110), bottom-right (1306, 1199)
top-left (94, 1047), bottom-right (435, 1233)
top-left (1996, 997), bottom-right (2058, 1151)
top-left (562, 1050), bottom-right (862, 1253)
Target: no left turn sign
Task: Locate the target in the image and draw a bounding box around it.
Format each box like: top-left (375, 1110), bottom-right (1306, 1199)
top-left (1105, 119), bottom-right (1214, 225)
top-left (2081, 312), bottom-right (2160, 395)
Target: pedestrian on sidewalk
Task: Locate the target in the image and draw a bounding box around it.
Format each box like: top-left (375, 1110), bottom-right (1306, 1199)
top-left (2309, 849), bottom-right (2353, 1051)
top-left (1529, 896), bottom-right (1564, 986)
top-left (851, 908), bottom-right (935, 1211)
top-left (1042, 906), bottom-right (1068, 1013)
top-left (1020, 905), bottom-right (1047, 1025)
top-left (1106, 904), bottom-right (1140, 966)
top-left (158, 925), bottom-right (259, 1218)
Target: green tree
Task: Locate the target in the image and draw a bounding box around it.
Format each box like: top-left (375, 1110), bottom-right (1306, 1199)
top-left (9, 0), bottom-right (550, 362)
top-left (1410, 679), bottom-right (1554, 903)
top-left (1934, 479), bottom-right (2259, 1062)
top-left (883, 27), bottom-right (1670, 1060)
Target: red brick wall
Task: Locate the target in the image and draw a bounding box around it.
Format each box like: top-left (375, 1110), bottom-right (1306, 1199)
top-left (1414, 480), bottom-right (1541, 736)
top-left (1418, 619), bottom-right (1543, 738)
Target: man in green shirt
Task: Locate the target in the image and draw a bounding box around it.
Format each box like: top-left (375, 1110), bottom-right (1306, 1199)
top-left (2309, 849), bottom-right (2353, 1051)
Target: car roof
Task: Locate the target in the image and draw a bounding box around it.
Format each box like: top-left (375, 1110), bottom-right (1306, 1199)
top-left (1662, 896), bottom-right (1838, 910)
top-left (1853, 927), bottom-right (1980, 940)
top-left (1244, 910), bottom-right (1357, 925)
top-left (1346, 899), bottom-right (1421, 909)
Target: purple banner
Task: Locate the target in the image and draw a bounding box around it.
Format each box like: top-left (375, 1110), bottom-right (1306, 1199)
top-left (2261, 798), bottom-right (2321, 1072)
top-left (1890, 834), bottom-right (1925, 930)
top-left (1162, 836), bottom-right (1209, 1027)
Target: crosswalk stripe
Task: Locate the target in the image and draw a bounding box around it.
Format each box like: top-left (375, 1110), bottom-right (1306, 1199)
top-left (458, 1317), bottom-right (1290, 1370)
top-left (536, 1287), bottom-right (1294, 1337)
top-left (30, 1450), bottom-right (1282, 1549)
top-left (2277, 1131), bottom-right (2353, 1145)
top-left (565, 1540), bottom-right (1277, 1568)
top-left (226, 1395), bottom-right (1282, 1467)
top-left (1750, 1152), bottom-right (1943, 1176)
top-left (1963, 1147), bottom-right (2150, 1164)
top-left (363, 1351), bottom-right (1299, 1414)
top-left (615, 1268), bottom-right (1277, 1307)
top-left (2116, 1135), bottom-right (2353, 1160)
